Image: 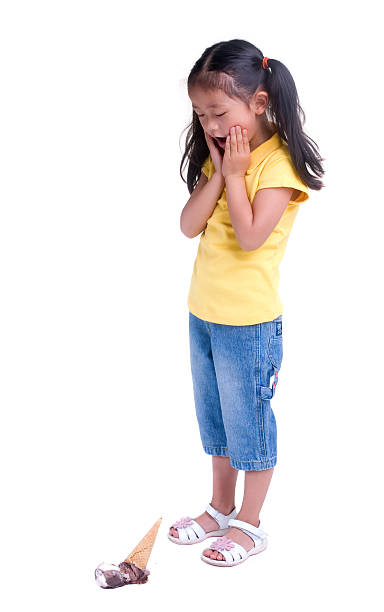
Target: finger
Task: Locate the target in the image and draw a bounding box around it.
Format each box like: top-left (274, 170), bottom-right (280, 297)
top-left (230, 126), bottom-right (237, 153)
top-left (236, 125), bottom-right (243, 153)
top-left (242, 128), bottom-right (250, 151)
top-left (225, 134), bottom-right (231, 155)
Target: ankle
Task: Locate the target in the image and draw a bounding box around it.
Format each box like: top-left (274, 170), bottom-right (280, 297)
top-left (210, 500), bottom-right (236, 515)
top-left (235, 512), bottom-right (260, 527)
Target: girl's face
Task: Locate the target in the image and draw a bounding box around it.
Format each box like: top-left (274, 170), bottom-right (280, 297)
top-left (188, 85), bottom-right (271, 152)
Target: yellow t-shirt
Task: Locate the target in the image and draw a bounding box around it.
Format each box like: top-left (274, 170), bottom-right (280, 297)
top-left (187, 124), bottom-right (309, 325)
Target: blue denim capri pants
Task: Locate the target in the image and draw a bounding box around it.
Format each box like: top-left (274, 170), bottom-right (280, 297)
top-left (189, 311), bottom-right (283, 471)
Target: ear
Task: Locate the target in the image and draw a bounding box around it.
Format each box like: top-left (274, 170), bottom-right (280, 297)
top-left (250, 89), bottom-right (269, 115)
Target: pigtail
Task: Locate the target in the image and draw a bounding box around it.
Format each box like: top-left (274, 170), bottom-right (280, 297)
top-left (264, 58), bottom-right (325, 190)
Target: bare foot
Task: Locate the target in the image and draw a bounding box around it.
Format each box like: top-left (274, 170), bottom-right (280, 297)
top-left (202, 519), bottom-right (260, 561)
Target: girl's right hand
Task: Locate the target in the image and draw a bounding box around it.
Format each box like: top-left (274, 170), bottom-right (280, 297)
top-left (204, 132), bottom-right (224, 177)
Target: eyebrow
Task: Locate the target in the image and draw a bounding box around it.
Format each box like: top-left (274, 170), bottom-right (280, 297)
top-left (192, 104), bottom-right (224, 110)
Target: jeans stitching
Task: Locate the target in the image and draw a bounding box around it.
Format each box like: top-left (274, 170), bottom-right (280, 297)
top-left (230, 457), bottom-right (277, 470)
top-left (254, 323), bottom-right (268, 460)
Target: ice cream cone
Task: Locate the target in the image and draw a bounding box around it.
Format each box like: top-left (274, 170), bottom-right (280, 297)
top-left (124, 517), bottom-right (162, 570)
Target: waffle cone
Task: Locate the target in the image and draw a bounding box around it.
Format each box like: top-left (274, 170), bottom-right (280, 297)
top-left (124, 517), bottom-right (162, 570)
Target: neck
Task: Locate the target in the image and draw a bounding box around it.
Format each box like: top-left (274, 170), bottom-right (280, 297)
top-left (250, 119), bottom-right (276, 152)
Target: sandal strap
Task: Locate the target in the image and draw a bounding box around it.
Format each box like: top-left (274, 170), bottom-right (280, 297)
top-left (218, 542), bottom-right (247, 563)
top-left (180, 520), bottom-right (206, 542)
top-left (228, 518), bottom-right (268, 540)
top-left (205, 503), bottom-right (237, 529)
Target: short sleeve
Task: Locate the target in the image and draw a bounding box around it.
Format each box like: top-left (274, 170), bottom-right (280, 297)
top-left (201, 154), bottom-right (212, 179)
top-left (256, 155), bottom-right (309, 204)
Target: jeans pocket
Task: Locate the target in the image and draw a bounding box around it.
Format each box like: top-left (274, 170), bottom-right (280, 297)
top-left (268, 337), bottom-right (283, 370)
top-left (265, 318), bottom-right (283, 398)
top-left (260, 319), bottom-right (283, 401)
top-left (268, 315), bottom-right (283, 370)
top-left (260, 339), bottom-right (283, 401)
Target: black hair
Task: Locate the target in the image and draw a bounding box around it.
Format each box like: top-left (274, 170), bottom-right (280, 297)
top-left (180, 39), bottom-right (325, 194)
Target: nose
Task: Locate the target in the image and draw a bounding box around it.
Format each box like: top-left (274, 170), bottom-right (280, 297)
top-left (204, 118), bottom-right (219, 133)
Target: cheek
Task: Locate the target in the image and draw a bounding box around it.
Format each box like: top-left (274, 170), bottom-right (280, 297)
top-left (225, 117), bottom-right (244, 134)
top-left (222, 120), bottom-right (232, 135)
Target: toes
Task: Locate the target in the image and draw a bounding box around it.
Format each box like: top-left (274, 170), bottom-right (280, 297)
top-left (169, 527), bottom-right (179, 538)
top-left (203, 548), bottom-right (223, 560)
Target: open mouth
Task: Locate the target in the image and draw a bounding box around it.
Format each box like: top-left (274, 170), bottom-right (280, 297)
top-left (214, 136), bottom-right (227, 147)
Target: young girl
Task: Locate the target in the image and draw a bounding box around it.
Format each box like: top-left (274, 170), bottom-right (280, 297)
top-left (168, 39), bottom-right (324, 567)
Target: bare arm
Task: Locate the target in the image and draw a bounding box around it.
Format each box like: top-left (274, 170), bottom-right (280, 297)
top-left (225, 174), bottom-right (294, 251)
top-left (180, 171), bottom-right (225, 238)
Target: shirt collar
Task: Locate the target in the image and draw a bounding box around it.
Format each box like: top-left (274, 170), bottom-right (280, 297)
top-left (246, 122), bottom-right (283, 175)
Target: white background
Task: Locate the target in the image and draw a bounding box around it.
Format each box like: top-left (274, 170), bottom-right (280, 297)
top-left (1, 1), bottom-right (383, 610)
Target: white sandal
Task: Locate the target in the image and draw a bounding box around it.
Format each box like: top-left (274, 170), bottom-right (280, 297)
top-left (168, 503), bottom-right (237, 545)
top-left (200, 518), bottom-right (268, 566)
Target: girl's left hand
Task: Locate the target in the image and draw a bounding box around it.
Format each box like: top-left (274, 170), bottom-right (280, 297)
top-left (221, 126), bottom-right (250, 178)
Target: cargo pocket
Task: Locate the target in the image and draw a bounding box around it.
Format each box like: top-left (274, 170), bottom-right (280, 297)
top-left (268, 316), bottom-right (283, 370)
top-left (260, 317), bottom-right (283, 400)
top-left (268, 337), bottom-right (283, 371)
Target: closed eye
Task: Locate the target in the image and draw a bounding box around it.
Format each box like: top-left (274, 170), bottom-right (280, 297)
top-left (196, 112), bottom-right (226, 118)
